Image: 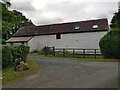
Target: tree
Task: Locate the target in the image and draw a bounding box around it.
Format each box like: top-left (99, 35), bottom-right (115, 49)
top-left (1, 2), bottom-right (35, 44)
top-left (110, 10), bottom-right (120, 28)
top-left (99, 4), bottom-right (120, 59)
top-left (2, 0), bottom-right (11, 7)
top-left (99, 28), bottom-right (120, 59)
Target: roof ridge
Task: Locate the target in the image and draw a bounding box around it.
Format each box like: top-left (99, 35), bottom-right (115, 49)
top-left (36, 18), bottom-right (107, 27)
top-left (19, 18), bottom-right (107, 29)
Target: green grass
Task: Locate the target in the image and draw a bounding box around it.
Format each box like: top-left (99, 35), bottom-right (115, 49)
top-left (47, 55), bottom-right (119, 62)
top-left (28, 52), bottom-right (40, 56)
top-left (71, 57), bottom-right (119, 62)
top-left (0, 71), bottom-right (2, 85)
top-left (2, 60), bottom-right (38, 84)
top-left (28, 52), bottom-right (120, 62)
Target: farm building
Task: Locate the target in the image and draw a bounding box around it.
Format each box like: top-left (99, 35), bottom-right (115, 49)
top-left (6, 18), bottom-right (109, 52)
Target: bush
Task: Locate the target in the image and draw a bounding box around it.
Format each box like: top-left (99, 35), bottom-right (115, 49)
top-left (18, 44), bottom-right (30, 61)
top-left (2, 44), bottom-right (30, 69)
top-left (16, 61), bottom-right (29, 71)
top-left (38, 49), bottom-right (44, 55)
top-left (2, 45), bottom-right (12, 69)
top-left (2, 39), bottom-right (6, 44)
top-left (99, 28), bottom-right (120, 59)
top-left (0, 45), bottom-right (2, 69)
top-left (42, 46), bottom-right (53, 55)
top-left (11, 44), bottom-right (30, 62)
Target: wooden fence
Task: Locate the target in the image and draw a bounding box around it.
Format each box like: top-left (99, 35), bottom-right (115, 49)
top-left (44, 46), bottom-right (102, 59)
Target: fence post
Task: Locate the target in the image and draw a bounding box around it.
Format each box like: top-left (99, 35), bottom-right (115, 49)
top-left (95, 49), bottom-right (96, 59)
top-left (63, 49), bottom-right (65, 57)
top-left (83, 49), bottom-right (85, 58)
top-left (73, 49), bottom-right (75, 57)
top-left (44, 46), bottom-right (47, 56)
top-left (53, 46), bottom-right (55, 56)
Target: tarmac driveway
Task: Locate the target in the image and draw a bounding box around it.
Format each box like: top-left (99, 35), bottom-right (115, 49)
top-left (3, 56), bottom-right (118, 88)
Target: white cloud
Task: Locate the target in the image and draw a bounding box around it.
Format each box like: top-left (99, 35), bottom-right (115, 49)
top-left (35, 17), bottom-right (63, 25)
top-left (10, 2), bottom-right (36, 12)
top-left (10, 0), bottom-right (119, 25)
top-left (10, 0), bottom-right (33, 2)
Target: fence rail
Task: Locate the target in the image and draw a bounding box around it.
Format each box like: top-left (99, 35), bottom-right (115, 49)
top-left (44, 46), bottom-right (102, 59)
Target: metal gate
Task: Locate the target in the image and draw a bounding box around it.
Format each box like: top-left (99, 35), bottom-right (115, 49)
top-left (44, 46), bottom-right (55, 56)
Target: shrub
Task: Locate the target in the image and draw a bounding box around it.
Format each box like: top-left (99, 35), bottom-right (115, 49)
top-left (42, 46), bottom-right (53, 56)
top-left (2, 39), bottom-right (6, 44)
top-left (2, 45), bottom-right (12, 68)
top-left (38, 49), bottom-right (44, 55)
top-left (2, 44), bottom-right (30, 69)
top-left (11, 44), bottom-right (22, 60)
top-left (0, 45), bottom-right (2, 69)
top-left (19, 44), bottom-right (30, 61)
top-left (99, 28), bottom-right (120, 59)
top-left (16, 61), bottom-right (29, 71)
top-left (11, 44), bottom-right (30, 62)
top-left (20, 61), bottom-right (29, 69)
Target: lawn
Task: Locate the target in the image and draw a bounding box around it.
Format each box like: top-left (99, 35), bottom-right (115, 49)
top-left (28, 52), bottom-right (119, 62)
top-left (47, 55), bottom-right (119, 62)
top-left (28, 52), bottom-right (40, 56)
top-left (2, 60), bottom-right (38, 84)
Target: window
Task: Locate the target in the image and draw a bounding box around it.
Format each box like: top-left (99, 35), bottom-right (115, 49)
top-left (75, 26), bottom-right (80, 30)
top-left (93, 25), bottom-right (99, 29)
top-left (56, 34), bottom-right (61, 39)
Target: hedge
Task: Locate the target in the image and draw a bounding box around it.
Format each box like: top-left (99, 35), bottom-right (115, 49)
top-left (2, 45), bottom-right (12, 69)
top-left (2, 44), bottom-right (30, 69)
top-left (99, 28), bottom-right (120, 59)
top-left (0, 45), bottom-right (2, 69)
top-left (11, 44), bottom-right (30, 62)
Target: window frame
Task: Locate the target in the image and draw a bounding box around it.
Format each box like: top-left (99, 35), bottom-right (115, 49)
top-left (74, 26), bottom-right (80, 30)
top-left (93, 24), bottom-right (99, 29)
top-left (56, 33), bottom-right (61, 39)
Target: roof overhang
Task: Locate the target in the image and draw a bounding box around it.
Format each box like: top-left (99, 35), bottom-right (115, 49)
top-left (6, 36), bottom-right (33, 43)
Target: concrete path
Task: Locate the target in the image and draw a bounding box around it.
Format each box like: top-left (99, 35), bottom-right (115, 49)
top-left (3, 56), bottom-right (118, 88)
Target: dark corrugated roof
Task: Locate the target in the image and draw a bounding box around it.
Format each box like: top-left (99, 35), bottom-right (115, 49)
top-left (13, 18), bottom-right (109, 37)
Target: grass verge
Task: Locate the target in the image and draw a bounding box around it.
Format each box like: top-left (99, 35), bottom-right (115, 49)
top-left (47, 55), bottom-right (119, 62)
top-left (28, 52), bottom-right (120, 62)
top-left (28, 52), bottom-right (40, 56)
top-left (2, 60), bottom-right (38, 84)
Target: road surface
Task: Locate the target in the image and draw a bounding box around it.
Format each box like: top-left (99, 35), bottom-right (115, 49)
top-left (3, 56), bottom-right (118, 88)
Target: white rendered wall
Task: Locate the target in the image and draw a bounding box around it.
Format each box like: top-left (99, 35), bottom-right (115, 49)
top-left (29, 31), bottom-right (107, 52)
top-left (28, 37), bottom-right (37, 52)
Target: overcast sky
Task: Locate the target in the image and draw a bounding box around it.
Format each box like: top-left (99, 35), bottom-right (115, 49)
top-left (9, 0), bottom-right (119, 26)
